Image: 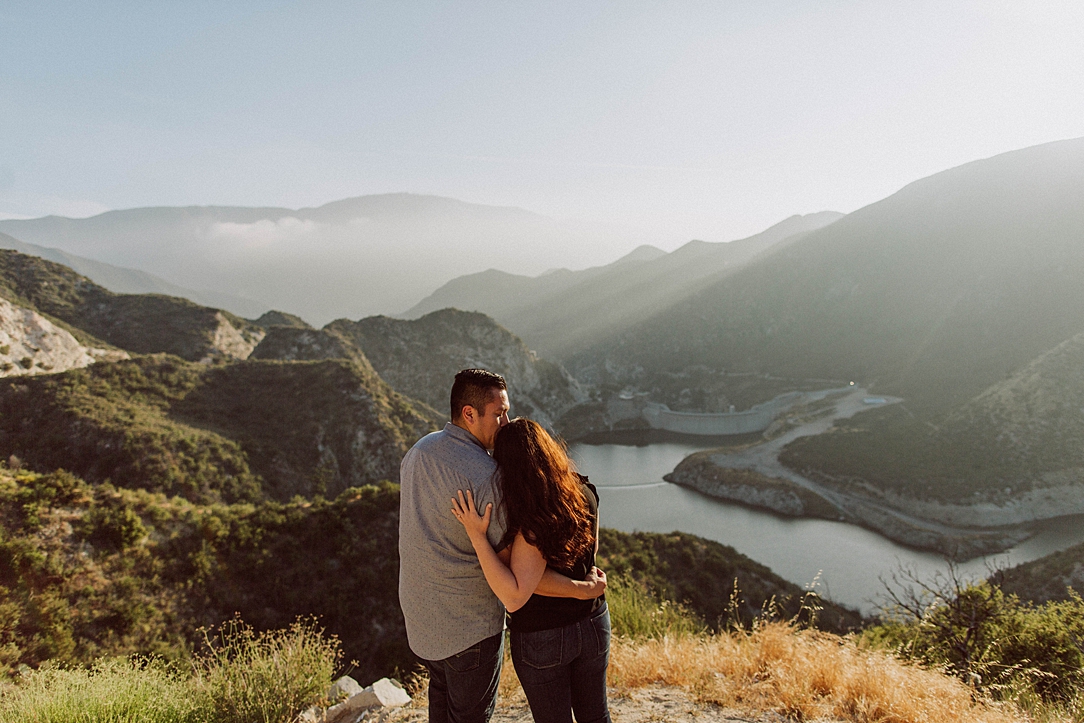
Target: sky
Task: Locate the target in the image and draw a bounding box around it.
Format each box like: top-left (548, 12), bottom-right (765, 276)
top-left (2, 1), bottom-right (1084, 250)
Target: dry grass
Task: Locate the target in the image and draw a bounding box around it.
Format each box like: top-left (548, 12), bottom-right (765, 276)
top-left (607, 622), bottom-right (1027, 723)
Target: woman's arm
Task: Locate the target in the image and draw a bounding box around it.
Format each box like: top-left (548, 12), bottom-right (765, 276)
top-left (453, 490), bottom-right (546, 612)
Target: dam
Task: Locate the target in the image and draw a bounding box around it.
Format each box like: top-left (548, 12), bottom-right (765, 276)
top-left (607, 386), bottom-right (853, 436)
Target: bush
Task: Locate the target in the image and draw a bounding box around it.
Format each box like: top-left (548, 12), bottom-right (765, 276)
top-left (189, 618), bottom-right (340, 723)
top-left (81, 500), bottom-right (146, 551)
top-left (869, 565), bottom-right (1084, 706)
top-left (0, 619), bottom-right (341, 723)
top-left (605, 575), bottom-right (704, 639)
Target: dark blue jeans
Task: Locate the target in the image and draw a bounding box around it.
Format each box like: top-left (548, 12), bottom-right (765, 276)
top-left (510, 602), bottom-right (611, 723)
top-left (423, 631), bottom-right (504, 723)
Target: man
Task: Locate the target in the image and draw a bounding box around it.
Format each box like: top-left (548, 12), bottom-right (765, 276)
top-left (399, 368), bottom-right (605, 723)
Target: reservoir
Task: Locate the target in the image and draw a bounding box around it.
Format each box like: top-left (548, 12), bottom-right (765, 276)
top-left (569, 440), bottom-right (1084, 615)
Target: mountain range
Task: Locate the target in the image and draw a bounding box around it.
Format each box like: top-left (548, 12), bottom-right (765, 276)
top-left (406, 211), bottom-right (844, 359)
top-left (555, 138), bottom-right (1084, 412)
top-left (0, 194), bottom-right (643, 325)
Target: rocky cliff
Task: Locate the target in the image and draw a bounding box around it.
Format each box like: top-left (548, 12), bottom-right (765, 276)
top-left (254, 309), bottom-right (587, 428)
top-left (0, 296), bottom-right (128, 377)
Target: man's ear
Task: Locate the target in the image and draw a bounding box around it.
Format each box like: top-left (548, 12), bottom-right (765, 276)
top-left (460, 404), bottom-right (476, 426)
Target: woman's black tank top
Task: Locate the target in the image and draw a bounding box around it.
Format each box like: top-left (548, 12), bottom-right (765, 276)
top-left (506, 478), bottom-right (604, 633)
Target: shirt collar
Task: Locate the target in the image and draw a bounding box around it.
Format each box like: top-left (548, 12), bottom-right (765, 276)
top-left (443, 421), bottom-right (489, 451)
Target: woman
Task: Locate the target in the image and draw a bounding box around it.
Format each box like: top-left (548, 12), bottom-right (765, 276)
top-left (451, 417), bottom-right (611, 723)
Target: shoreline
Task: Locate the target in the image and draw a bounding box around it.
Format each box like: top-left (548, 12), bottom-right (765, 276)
top-left (659, 388), bottom-right (1071, 559)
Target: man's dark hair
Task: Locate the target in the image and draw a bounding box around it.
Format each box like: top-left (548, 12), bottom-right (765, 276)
top-left (450, 369), bottom-right (507, 421)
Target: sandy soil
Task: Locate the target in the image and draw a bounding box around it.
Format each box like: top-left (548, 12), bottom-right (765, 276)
top-left (383, 684), bottom-right (819, 722)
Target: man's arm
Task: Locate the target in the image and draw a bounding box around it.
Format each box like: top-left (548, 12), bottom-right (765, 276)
top-left (496, 548), bottom-right (606, 600)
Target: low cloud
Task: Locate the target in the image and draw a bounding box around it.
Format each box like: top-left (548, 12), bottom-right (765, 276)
top-left (208, 217), bottom-right (320, 248)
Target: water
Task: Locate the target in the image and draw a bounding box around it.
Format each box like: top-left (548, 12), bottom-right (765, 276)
top-left (569, 440), bottom-right (1084, 615)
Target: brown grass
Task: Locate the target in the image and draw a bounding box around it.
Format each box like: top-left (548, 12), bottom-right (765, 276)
top-left (607, 622), bottom-right (1026, 723)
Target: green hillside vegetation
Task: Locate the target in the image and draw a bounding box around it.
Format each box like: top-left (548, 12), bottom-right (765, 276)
top-left (999, 540), bottom-right (1084, 605)
top-left (0, 355), bottom-right (440, 503)
top-left (0, 250), bottom-right (263, 362)
top-left (866, 573), bottom-right (1084, 705)
top-left (0, 465), bottom-right (406, 683)
top-left (250, 325), bottom-right (370, 367)
top-left (406, 212), bottom-right (843, 359)
top-left (596, 529), bottom-right (863, 633)
top-left (0, 464), bottom-right (859, 684)
top-left (572, 139), bottom-right (1084, 415)
top-left (781, 330), bottom-right (1084, 502)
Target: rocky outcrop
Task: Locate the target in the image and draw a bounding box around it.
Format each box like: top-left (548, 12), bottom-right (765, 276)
top-left (330, 309), bottom-right (587, 427)
top-left (0, 296), bottom-right (128, 377)
top-left (666, 452), bottom-right (839, 519)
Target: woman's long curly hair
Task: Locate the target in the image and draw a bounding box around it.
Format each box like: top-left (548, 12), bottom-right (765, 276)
top-left (494, 418), bottom-right (594, 570)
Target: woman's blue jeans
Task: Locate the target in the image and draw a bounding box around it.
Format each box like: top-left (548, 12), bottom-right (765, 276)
top-left (510, 602), bottom-right (611, 723)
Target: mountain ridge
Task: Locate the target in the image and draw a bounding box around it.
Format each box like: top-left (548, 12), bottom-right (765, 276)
top-left (570, 137), bottom-right (1084, 412)
top-left (0, 193), bottom-right (635, 325)
top-left (406, 211), bottom-right (845, 357)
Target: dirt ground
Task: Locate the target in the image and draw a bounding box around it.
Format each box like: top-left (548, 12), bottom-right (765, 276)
top-left (384, 684), bottom-right (828, 722)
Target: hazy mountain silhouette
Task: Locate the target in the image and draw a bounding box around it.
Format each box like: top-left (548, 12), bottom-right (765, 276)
top-left (572, 138), bottom-right (1084, 412)
top-left (406, 211), bottom-right (844, 357)
top-left (0, 231), bottom-right (267, 317)
top-left (0, 194), bottom-right (641, 326)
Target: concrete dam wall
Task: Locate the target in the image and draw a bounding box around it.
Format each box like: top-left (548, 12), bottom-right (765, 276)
top-left (609, 387), bottom-right (852, 436)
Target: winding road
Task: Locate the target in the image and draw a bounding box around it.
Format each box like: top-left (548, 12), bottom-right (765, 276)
top-left (703, 389), bottom-right (1012, 542)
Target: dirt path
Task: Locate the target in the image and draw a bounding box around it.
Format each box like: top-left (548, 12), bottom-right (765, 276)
top-left (388, 685), bottom-right (802, 722)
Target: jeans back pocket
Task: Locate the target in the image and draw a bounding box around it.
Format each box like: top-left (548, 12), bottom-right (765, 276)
top-left (519, 628), bottom-right (564, 670)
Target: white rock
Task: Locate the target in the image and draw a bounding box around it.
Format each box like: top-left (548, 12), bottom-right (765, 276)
top-left (328, 675), bottom-right (363, 701)
top-left (325, 678), bottom-right (411, 723)
top-left (371, 678), bottom-right (411, 708)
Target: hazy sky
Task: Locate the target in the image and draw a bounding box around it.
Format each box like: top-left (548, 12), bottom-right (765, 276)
top-left (3, 1), bottom-right (1083, 249)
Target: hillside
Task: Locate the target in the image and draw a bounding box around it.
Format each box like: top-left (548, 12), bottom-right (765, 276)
top-left (254, 309), bottom-right (587, 428)
top-left (0, 354), bottom-right (440, 503)
top-left (0, 250), bottom-right (265, 363)
top-left (406, 212), bottom-right (843, 358)
top-left (999, 540), bottom-right (1084, 604)
top-left (0, 194), bottom-right (637, 325)
top-left (571, 138), bottom-right (1084, 414)
top-left (0, 231), bottom-right (267, 317)
top-left (781, 330), bottom-right (1084, 506)
top-left (0, 464), bottom-right (860, 686)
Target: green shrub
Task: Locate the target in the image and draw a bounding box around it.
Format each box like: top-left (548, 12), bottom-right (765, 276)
top-left (188, 618), bottom-right (340, 723)
top-left (869, 571), bottom-right (1084, 705)
top-left (605, 575), bottom-right (704, 639)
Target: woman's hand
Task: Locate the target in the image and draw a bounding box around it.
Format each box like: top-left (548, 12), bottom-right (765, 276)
top-left (452, 489), bottom-right (491, 542)
top-left (579, 566), bottom-right (607, 599)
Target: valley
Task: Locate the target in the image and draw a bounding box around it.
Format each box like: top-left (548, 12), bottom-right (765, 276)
top-left (2, 137), bottom-right (1084, 691)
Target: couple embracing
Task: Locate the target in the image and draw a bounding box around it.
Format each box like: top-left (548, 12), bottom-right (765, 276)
top-left (399, 369), bottom-right (611, 723)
